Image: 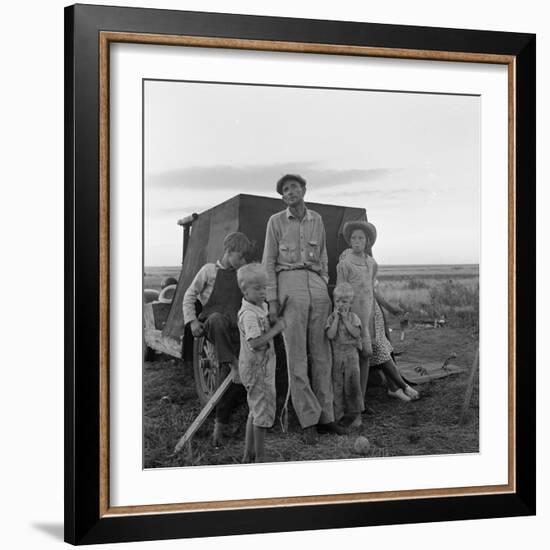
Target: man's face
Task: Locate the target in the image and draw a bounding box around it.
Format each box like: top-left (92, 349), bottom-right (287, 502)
top-left (281, 179), bottom-right (306, 207)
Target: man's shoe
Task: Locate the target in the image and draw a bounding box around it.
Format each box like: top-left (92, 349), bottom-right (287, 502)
top-left (317, 422), bottom-right (348, 435)
top-left (303, 426), bottom-right (318, 445)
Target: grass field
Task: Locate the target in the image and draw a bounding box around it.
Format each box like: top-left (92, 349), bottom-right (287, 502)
top-left (143, 264), bottom-right (479, 468)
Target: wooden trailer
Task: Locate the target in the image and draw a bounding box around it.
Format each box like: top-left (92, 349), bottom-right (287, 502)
top-left (144, 193), bottom-right (368, 404)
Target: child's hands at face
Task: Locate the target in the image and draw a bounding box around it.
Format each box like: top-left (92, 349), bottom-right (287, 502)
top-left (334, 296), bottom-right (351, 316)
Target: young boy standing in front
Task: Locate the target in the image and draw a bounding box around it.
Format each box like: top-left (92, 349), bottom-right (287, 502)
top-left (237, 264), bottom-right (286, 463)
top-left (326, 282), bottom-right (364, 428)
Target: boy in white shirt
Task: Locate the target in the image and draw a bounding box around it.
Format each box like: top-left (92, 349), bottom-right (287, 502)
top-left (237, 264), bottom-right (286, 463)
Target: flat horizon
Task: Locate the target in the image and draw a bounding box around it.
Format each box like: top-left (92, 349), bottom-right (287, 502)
top-left (144, 263), bottom-right (480, 269)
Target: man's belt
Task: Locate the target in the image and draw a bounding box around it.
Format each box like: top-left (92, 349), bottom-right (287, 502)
top-left (276, 263), bottom-right (321, 274)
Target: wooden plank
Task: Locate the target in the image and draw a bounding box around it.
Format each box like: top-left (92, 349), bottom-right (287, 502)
top-left (459, 349), bottom-right (479, 424)
top-left (174, 375), bottom-right (233, 454)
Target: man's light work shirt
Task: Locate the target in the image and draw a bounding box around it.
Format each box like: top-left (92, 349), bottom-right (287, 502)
top-left (262, 207), bottom-right (329, 302)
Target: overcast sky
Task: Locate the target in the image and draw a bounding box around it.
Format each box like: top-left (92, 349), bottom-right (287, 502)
top-left (144, 80), bottom-right (480, 266)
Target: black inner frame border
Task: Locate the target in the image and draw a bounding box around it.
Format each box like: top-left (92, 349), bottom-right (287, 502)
top-left (65, 4), bottom-right (535, 545)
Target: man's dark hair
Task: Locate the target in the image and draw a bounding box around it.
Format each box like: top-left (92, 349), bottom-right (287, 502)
top-left (222, 232), bottom-right (252, 255)
top-left (276, 173), bottom-right (307, 195)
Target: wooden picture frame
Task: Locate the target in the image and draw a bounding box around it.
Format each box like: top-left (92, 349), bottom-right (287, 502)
top-left (65, 3), bottom-right (535, 545)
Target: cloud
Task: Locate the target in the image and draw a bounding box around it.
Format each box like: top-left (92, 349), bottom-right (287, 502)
top-left (146, 162), bottom-right (391, 193)
top-left (315, 187), bottom-right (432, 202)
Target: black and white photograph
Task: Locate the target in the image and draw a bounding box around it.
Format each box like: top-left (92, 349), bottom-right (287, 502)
top-left (58, 0), bottom-right (538, 546)
top-left (142, 79), bottom-right (480, 468)
top-left (1, 0), bottom-right (544, 545)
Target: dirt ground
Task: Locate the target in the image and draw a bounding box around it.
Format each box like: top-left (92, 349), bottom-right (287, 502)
top-left (144, 317), bottom-right (479, 469)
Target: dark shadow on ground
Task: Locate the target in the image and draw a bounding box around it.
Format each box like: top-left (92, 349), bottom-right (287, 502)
top-left (31, 523), bottom-right (64, 541)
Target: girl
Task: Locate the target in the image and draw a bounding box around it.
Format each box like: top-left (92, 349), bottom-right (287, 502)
top-left (337, 221), bottom-right (419, 404)
top-left (336, 221), bottom-right (377, 405)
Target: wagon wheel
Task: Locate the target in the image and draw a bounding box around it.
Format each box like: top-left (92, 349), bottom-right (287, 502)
top-left (193, 336), bottom-right (222, 406)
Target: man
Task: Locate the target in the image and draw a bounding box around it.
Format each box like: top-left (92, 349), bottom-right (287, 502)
top-left (262, 174), bottom-right (346, 444)
top-left (182, 232), bottom-right (251, 446)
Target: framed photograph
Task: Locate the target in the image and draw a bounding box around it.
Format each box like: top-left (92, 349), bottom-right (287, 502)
top-left (65, 3), bottom-right (535, 545)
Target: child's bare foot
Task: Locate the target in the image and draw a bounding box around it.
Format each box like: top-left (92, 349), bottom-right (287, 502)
top-left (303, 426), bottom-right (318, 445)
top-left (213, 420), bottom-right (229, 447)
top-left (404, 385), bottom-right (420, 400)
top-left (349, 415), bottom-right (362, 429)
top-left (387, 388), bottom-right (411, 402)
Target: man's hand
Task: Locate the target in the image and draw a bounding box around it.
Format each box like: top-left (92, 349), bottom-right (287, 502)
top-left (190, 319), bottom-right (204, 338)
top-left (275, 318), bottom-right (287, 332)
top-left (230, 361), bottom-right (241, 384)
top-left (360, 342), bottom-right (373, 359)
top-left (268, 300), bottom-right (279, 324)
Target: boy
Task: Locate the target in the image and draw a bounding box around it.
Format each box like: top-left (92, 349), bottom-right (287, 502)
top-left (237, 264), bottom-right (286, 463)
top-left (182, 231), bottom-right (252, 445)
top-left (326, 282), bottom-right (364, 428)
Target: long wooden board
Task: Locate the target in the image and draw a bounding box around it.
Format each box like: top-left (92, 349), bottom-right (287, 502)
top-left (459, 350), bottom-right (480, 424)
top-left (174, 375), bottom-right (233, 454)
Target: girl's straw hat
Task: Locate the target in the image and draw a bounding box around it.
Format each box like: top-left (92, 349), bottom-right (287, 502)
top-left (342, 220), bottom-right (377, 246)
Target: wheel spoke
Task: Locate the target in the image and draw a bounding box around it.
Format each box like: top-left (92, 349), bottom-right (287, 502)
top-left (195, 337), bottom-right (221, 401)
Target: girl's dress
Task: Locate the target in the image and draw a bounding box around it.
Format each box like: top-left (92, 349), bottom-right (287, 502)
top-left (336, 249), bottom-right (376, 356)
top-left (371, 298), bottom-right (394, 365)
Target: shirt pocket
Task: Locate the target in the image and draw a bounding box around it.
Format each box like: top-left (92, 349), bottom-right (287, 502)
top-left (305, 240), bottom-right (320, 263)
top-left (279, 242), bottom-right (297, 263)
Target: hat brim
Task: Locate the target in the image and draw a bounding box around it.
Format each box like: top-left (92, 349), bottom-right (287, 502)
top-left (276, 176), bottom-right (306, 195)
top-left (342, 221), bottom-right (377, 246)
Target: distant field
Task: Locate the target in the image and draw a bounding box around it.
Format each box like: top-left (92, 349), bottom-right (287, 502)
top-left (145, 264), bottom-right (478, 288)
top-left (377, 264), bottom-right (478, 280)
top-left (144, 266), bottom-right (181, 291)
top-left (145, 265), bottom-right (479, 329)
